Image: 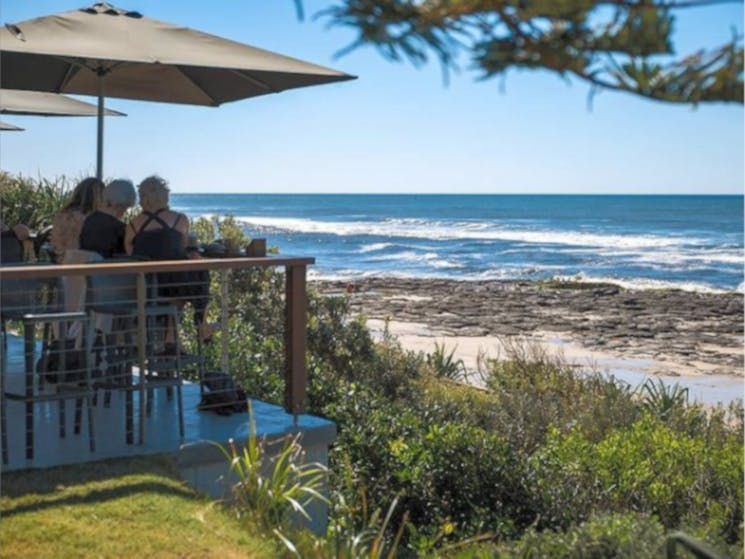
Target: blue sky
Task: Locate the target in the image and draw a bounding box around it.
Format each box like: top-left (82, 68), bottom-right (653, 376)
top-left (0, 1), bottom-right (742, 194)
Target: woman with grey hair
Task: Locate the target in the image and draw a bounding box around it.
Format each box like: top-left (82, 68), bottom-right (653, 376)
top-left (79, 179), bottom-right (137, 258)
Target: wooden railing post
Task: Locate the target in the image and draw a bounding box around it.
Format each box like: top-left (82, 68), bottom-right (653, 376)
top-left (285, 264), bottom-right (307, 416)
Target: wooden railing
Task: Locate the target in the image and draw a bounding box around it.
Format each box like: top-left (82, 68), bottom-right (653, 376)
top-left (0, 256), bottom-right (313, 418)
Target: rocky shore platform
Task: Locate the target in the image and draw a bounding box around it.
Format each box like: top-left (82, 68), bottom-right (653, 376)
top-left (315, 277), bottom-right (744, 378)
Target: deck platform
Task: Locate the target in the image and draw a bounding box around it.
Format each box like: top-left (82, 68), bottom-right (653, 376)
top-left (1, 333), bottom-right (336, 473)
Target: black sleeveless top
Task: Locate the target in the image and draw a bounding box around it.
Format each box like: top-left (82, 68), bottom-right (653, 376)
top-left (131, 209), bottom-right (185, 260)
top-left (79, 210), bottom-right (125, 258)
top-left (0, 229), bottom-right (23, 263)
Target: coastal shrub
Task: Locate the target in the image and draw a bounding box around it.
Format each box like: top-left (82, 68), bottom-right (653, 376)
top-left (388, 421), bottom-right (530, 538)
top-left (0, 172), bottom-right (70, 230)
top-left (487, 512), bottom-right (666, 559)
top-left (325, 384), bottom-right (422, 502)
top-left (326, 385), bottom-right (533, 543)
top-left (529, 415), bottom-right (744, 542)
top-left (191, 214), bottom-right (252, 249)
top-left (413, 377), bottom-right (499, 432)
top-left (308, 294), bottom-right (422, 402)
top-left (483, 341), bottom-right (640, 453)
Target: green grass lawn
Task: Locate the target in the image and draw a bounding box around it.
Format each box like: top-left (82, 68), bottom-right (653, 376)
top-left (0, 455), bottom-right (280, 559)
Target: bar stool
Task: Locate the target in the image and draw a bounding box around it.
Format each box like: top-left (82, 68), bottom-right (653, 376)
top-left (86, 264), bottom-right (185, 444)
top-left (1, 265), bottom-right (96, 462)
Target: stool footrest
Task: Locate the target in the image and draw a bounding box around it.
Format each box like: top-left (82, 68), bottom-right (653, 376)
top-left (23, 311), bottom-right (88, 323)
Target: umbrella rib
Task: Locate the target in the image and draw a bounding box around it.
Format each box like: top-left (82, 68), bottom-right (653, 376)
top-left (177, 68), bottom-right (219, 106)
top-left (229, 70), bottom-right (278, 94)
top-left (58, 64), bottom-right (80, 93)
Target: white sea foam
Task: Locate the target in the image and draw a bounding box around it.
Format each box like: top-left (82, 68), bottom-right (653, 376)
top-left (431, 260), bottom-right (465, 269)
top-left (632, 248), bottom-right (744, 266)
top-left (235, 216), bottom-right (706, 251)
top-left (366, 251), bottom-right (439, 263)
top-left (357, 242), bottom-right (393, 253)
top-left (236, 214), bottom-right (741, 292)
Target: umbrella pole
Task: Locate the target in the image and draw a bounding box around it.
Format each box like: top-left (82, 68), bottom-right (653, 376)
top-left (96, 70), bottom-right (105, 180)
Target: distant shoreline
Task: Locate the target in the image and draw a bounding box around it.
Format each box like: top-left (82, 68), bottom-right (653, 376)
top-left (314, 277), bottom-right (745, 381)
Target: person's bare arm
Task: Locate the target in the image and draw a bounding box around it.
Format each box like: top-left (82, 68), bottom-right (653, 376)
top-left (124, 216), bottom-right (139, 255)
top-left (175, 212), bottom-right (189, 251)
top-left (12, 224), bottom-right (31, 241)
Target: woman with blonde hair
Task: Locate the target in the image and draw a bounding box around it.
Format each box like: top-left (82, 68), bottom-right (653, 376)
top-left (125, 175), bottom-right (211, 344)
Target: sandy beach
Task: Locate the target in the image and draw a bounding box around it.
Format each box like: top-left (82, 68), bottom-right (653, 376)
top-left (316, 278), bottom-right (744, 403)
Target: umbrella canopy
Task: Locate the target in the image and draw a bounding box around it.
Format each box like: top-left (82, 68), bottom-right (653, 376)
top-left (0, 121), bottom-right (24, 131)
top-left (0, 89), bottom-right (125, 117)
top-left (0, 2), bottom-right (356, 177)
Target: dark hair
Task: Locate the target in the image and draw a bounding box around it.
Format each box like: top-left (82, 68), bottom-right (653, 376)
top-left (63, 177), bottom-right (104, 213)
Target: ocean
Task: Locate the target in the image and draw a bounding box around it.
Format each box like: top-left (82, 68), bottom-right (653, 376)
top-left (171, 194), bottom-right (744, 293)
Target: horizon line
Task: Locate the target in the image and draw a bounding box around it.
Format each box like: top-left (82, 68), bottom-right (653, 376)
top-left (170, 191), bottom-right (744, 196)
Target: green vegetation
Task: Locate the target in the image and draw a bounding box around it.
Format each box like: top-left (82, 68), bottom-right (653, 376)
top-left (217, 403), bottom-right (328, 532)
top-left (203, 222), bottom-right (743, 557)
top-left (0, 455), bottom-right (280, 559)
top-left (425, 342), bottom-right (466, 381)
top-left (0, 172), bottom-right (71, 231)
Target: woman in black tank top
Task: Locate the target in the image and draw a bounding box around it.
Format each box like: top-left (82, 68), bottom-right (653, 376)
top-left (125, 176), bottom-right (211, 341)
top-left (130, 209), bottom-right (186, 260)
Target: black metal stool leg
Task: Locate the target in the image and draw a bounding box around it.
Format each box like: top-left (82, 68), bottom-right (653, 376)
top-left (59, 399), bottom-right (66, 438)
top-left (87, 395), bottom-right (95, 452)
top-left (1, 401), bottom-right (7, 465)
top-left (177, 383), bottom-right (184, 440)
top-left (74, 398), bottom-right (83, 435)
top-left (24, 322), bottom-right (35, 461)
top-left (1, 329), bottom-right (9, 465)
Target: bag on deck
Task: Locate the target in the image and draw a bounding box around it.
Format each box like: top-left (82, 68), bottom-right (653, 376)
top-left (198, 370), bottom-right (247, 416)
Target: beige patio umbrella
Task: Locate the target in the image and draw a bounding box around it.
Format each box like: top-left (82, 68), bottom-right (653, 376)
top-left (0, 121), bottom-right (24, 131)
top-left (1, 89), bottom-right (125, 117)
top-left (0, 2), bottom-right (356, 178)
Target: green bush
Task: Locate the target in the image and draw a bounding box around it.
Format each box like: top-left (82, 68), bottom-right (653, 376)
top-left (492, 512), bottom-right (666, 559)
top-left (483, 341), bottom-right (641, 453)
top-left (530, 415), bottom-right (744, 541)
top-left (390, 421), bottom-right (529, 538)
top-left (0, 172), bottom-right (70, 230)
